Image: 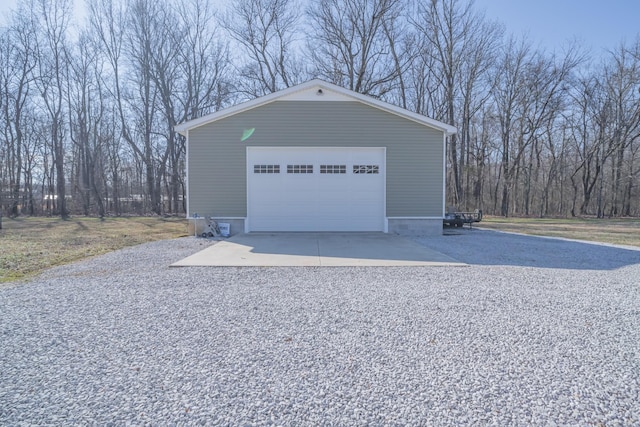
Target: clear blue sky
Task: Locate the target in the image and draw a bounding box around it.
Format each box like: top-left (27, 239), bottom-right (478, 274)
top-left (474, 0), bottom-right (640, 55)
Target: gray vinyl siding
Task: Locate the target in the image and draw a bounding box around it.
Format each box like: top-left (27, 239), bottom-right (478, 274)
top-left (187, 101), bottom-right (444, 217)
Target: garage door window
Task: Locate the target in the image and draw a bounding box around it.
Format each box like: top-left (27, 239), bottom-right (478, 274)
top-left (320, 165), bottom-right (346, 174)
top-left (353, 165), bottom-right (379, 174)
top-left (287, 164), bottom-right (313, 174)
top-left (254, 165), bottom-right (280, 174)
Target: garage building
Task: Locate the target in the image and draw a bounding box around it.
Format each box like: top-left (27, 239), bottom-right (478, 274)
top-left (175, 79), bottom-right (456, 235)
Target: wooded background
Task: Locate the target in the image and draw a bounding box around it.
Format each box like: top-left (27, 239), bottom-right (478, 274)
top-left (1, 0), bottom-right (639, 218)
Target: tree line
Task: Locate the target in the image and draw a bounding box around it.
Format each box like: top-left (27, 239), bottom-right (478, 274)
top-left (1, 0), bottom-right (639, 219)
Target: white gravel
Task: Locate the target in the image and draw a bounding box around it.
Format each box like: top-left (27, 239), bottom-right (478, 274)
top-left (1, 230), bottom-right (639, 426)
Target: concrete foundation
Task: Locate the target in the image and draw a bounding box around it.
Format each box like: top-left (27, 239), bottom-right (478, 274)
top-left (212, 218), bottom-right (244, 236)
top-left (188, 217), bottom-right (244, 237)
top-left (189, 217), bottom-right (442, 236)
top-left (388, 218), bottom-right (443, 236)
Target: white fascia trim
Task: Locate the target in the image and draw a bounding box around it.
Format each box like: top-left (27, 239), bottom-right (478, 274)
top-left (309, 81), bottom-right (457, 134)
top-left (175, 86), bottom-right (303, 135)
top-left (342, 90), bottom-right (457, 135)
top-left (175, 79), bottom-right (457, 136)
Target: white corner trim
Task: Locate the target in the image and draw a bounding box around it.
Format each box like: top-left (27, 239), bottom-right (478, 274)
top-left (185, 129), bottom-right (190, 217)
top-left (442, 133), bottom-right (447, 217)
top-left (245, 146), bottom-right (251, 233)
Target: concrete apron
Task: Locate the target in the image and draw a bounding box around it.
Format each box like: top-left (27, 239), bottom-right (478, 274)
top-left (171, 233), bottom-right (466, 267)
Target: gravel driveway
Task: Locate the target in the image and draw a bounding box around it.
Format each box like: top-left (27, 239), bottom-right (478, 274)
top-left (1, 230), bottom-right (639, 425)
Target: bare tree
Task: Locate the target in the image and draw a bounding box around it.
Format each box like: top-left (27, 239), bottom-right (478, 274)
top-left (518, 46), bottom-right (582, 215)
top-left (2, 0), bottom-right (640, 219)
top-left (92, 0), bottom-right (168, 214)
top-left (223, 0), bottom-right (303, 97)
top-left (307, 0), bottom-right (402, 97)
top-left (173, 0), bottom-right (232, 211)
top-left (602, 43), bottom-right (640, 217)
top-left (66, 30), bottom-right (109, 216)
top-left (33, 0), bottom-right (72, 218)
top-left (88, 0), bottom-right (131, 215)
top-left (566, 74), bottom-right (610, 216)
top-left (564, 43), bottom-right (640, 218)
top-left (490, 36), bottom-right (530, 216)
top-left (412, 0), bottom-right (502, 209)
top-left (497, 46), bottom-right (579, 216)
top-left (379, 2), bottom-right (418, 109)
top-left (405, 31), bottom-right (448, 119)
top-left (176, 0), bottom-right (231, 119)
top-left (0, 8), bottom-right (38, 217)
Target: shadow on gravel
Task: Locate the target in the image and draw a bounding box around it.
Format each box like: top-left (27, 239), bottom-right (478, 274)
top-left (416, 229), bottom-right (640, 271)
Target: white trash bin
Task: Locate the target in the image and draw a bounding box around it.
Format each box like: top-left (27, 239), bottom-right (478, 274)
top-left (218, 222), bottom-right (230, 237)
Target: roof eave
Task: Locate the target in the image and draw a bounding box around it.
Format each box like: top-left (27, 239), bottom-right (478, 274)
top-left (174, 79), bottom-right (457, 136)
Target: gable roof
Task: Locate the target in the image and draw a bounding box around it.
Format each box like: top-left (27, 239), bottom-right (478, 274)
top-left (174, 79), bottom-right (457, 136)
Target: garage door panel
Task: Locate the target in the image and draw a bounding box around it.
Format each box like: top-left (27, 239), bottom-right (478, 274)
top-left (247, 147), bottom-right (384, 231)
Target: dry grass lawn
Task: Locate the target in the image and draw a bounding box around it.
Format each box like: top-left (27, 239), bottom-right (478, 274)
top-left (0, 216), bottom-right (188, 283)
top-left (2, 215), bottom-right (639, 283)
top-left (479, 216), bottom-right (640, 248)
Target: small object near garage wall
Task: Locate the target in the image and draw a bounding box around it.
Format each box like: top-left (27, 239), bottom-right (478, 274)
top-left (176, 80), bottom-right (456, 235)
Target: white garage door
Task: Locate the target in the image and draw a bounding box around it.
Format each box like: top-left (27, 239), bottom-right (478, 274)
top-left (247, 147), bottom-right (385, 231)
